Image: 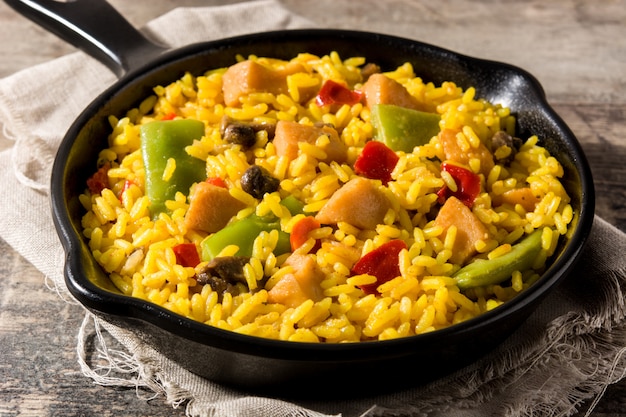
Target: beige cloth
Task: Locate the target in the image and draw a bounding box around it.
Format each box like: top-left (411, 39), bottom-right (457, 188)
top-left (1, 1), bottom-right (626, 416)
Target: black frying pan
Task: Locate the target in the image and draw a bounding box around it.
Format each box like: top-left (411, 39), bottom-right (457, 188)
top-left (6, 0), bottom-right (595, 396)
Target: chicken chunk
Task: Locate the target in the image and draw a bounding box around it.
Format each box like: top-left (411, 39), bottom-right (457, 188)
top-left (267, 253), bottom-right (325, 308)
top-left (222, 60), bottom-right (318, 107)
top-left (439, 128), bottom-right (494, 177)
top-left (273, 120), bottom-right (348, 164)
top-left (434, 196), bottom-right (490, 265)
top-left (315, 177), bottom-right (391, 230)
top-left (361, 73), bottom-right (425, 112)
top-left (493, 187), bottom-right (541, 212)
top-left (184, 181), bottom-right (247, 233)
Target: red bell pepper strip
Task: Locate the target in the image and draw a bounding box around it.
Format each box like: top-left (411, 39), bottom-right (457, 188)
top-left (205, 177), bottom-right (227, 188)
top-left (86, 162), bottom-right (110, 195)
top-left (118, 179), bottom-right (135, 202)
top-left (437, 162), bottom-right (481, 208)
top-left (173, 243), bottom-right (201, 268)
top-left (290, 216), bottom-right (321, 252)
top-left (354, 140), bottom-right (399, 185)
top-left (162, 112), bottom-right (177, 121)
top-left (351, 239), bottom-right (407, 295)
top-left (315, 80), bottom-right (363, 107)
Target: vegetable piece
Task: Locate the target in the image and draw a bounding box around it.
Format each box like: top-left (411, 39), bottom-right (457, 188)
top-left (196, 256), bottom-right (250, 299)
top-left (172, 243), bottom-right (201, 268)
top-left (240, 165), bottom-right (280, 199)
top-left (140, 119), bottom-right (206, 218)
top-left (273, 120), bottom-right (347, 164)
top-left (315, 79), bottom-right (363, 107)
top-left (439, 129), bottom-right (494, 176)
top-left (354, 140), bottom-right (399, 185)
top-left (452, 229), bottom-right (543, 290)
top-left (361, 73), bottom-right (426, 112)
top-left (86, 162), bottom-right (110, 195)
top-left (370, 104), bottom-right (441, 153)
top-left (205, 177), bottom-right (227, 188)
top-left (437, 162), bottom-right (481, 208)
top-left (290, 216), bottom-right (321, 251)
top-left (200, 215), bottom-right (290, 261)
top-left (220, 116), bottom-right (276, 140)
top-left (490, 131), bottom-right (522, 164)
top-left (118, 179), bottom-right (135, 202)
top-left (222, 122), bottom-right (257, 149)
top-left (267, 254), bottom-right (325, 308)
top-left (351, 240), bottom-right (407, 295)
top-left (434, 196), bottom-right (490, 265)
top-left (315, 177), bottom-right (391, 230)
top-left (197, 256), bottom-right (249, 285)
top-left (221, 60), bottom-right (318, 107)
top-left (184, 181), bottom-right (247, 234)
top-left (280, 195), bottom-right (305, 216)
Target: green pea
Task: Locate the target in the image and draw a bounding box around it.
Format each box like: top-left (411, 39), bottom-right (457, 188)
top-left (140, 119), bottom-right (206, 218)
top-left (453, 229), bottom-right (544, 290)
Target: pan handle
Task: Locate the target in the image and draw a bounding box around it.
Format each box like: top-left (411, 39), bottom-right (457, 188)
top-left (4, 0), bottom-right (168, 77)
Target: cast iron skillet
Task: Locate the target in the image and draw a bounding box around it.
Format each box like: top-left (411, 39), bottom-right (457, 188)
top-left (6, 0), bottom-right (595, 397)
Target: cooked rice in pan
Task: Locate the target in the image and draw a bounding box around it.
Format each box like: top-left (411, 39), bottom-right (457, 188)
top-left (80, 52), bottom-right (572, 342)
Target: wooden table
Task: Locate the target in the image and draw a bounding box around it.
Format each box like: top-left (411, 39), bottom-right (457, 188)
top-left (1, 1), bottom-right (624, 416)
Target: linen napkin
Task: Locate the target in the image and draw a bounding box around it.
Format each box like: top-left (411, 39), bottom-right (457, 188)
top-left (1, 1), bottom-right (626, 416)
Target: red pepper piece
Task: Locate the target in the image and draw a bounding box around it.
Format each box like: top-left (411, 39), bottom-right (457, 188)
top-left (86, 162), bottom-right (110, 195)
top-left (173, 243), bottom-right (201, 268)
top-left (315, 80), bottom-right (363, 107)
top-left (437, 162), bottom-right (481, 208)
top-left (162, 112), bottom-right (177, 121)
top-left (290, 216), bottom-right (322, 252)
top-left (354, 140), bottom-right (399, 185)
top-left (351, 239), bottom-right (407, 295)
top-left (118, 179), bottom-right (135, 202)
top-left (206, 177), bottom-right (228, 188)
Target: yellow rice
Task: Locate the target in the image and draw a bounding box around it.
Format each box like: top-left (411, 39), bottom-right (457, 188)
top-left (80, 52), bottom-right (573, 343)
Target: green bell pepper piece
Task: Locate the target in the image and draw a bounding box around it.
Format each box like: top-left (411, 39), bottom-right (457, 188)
top-left (452, 229), bottom-right (543, 290)
top-left (371, 104), bottom-right (441, 153)
top-left (280, 195), bottom-right (306, 216)
top-left (140, 119), bottom-right (206, 218)
top-left (200, 215), bottom-right (291, 261)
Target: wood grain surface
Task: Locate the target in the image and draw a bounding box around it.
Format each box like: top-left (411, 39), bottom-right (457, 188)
top-left (1, 1), bottom-right (625, 416)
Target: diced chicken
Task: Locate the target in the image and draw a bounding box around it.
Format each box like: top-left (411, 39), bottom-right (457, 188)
top-left (221, 60), bottom-right (318, 107)
top-left (315, 177), bottom-right (391, 230)
top-left (360, 63), bottom-right (381, 81)
top-left (439, 128), bottom-right (494, 176)
top-left (493, 187), bottom-right (541, 212)
top-left (184, 181), bottom-right (247, 233)
top-left (434, 196), bottom-right (490, 265)
top-left (361, 73), bottom-right (425, 111)
top-left (273, 120), bottom-right (348, 164)
top-left (267, 253), bottom-right (325, 308)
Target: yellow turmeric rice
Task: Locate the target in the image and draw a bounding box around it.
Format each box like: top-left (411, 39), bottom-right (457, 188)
top-left (79, 52), bottom-right (573, 342)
